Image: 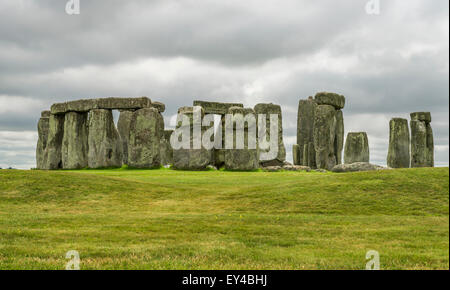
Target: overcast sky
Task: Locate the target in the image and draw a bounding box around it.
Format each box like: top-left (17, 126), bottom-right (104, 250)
top-left (0, 0), bottom-right (448, 169)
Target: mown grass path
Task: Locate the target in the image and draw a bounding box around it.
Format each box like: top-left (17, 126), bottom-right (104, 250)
top-left (0, 167), bottom-right (448, 269)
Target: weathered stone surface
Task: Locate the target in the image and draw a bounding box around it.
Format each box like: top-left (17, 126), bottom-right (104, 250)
top-left (117, 110), bottom-right (134, 164)
top-left (43, 114), bottom-right (65, 170)
top-left (41, 110), bottom-right (51, 118)
top-left (344, 132), bottom-right (369, 164)
top-left (128, 108), bottom-right (163, 168)
top-left (292, 144), bottom-right (301, 165)
top-left (160, 130), bottom-right (174, 166)
top-left (426, 123), bottom-right (434, 167)
top-left (51, 97), bottom-right (152, 114)
top-left (254, 103), bottom-right (286, 166)
top-left (224, 107), bottom-right (259, 171)
top-left (410, 120), bottom-right (428, 168)
top-left (387, 118), bottom-right (410, 168)
top-left (332, 162), bottom-right (388, 173)
top-left (296, 97), bottom-right (317, 167)
top-left (314, 105), bottom-right (337, 170)
top-left (410, 112), bottom-right (432, 123)
top-left (282, 165), bottom-right (311, 172)
top-left (173, 106), bottom-right (213, 170)
top-left (193, 100), bottom-right (243, 115)
top-left (410, 117), bottom-right (434, 168)
top-left (150, 101), bottom-right (166, 113)
top-left (314, 92), bottom-right (345, 110)
top-left (62, 112), bottom-right (89, 169)
top-left (36, 115), bottom-right (50, 169)
top-left (88, 109), bottom-right (123, 168)
top-left (302, 144), bottom-right (309, 166)
top-left (335, 110), bottom-right (344, 165)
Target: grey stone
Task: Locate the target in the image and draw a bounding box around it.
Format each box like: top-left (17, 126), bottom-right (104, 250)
top-left (160, 130), bottom-right (174, 166)
top-left (150, 101), bottom-right (166, 113)
top-left (344, 132), bottom-right (370, 164)
top-left (332, 162), bottom-right (388, 173)
top-left (410, 120), bottom-right (428, 168)
top-left (36, 115), bottom-right (50, 169)
top-left (173, 106), bottom-right (213, 170)
top-left (263, 166), bottom-right (283, 172)
top-left (254, 103), bottom-right (286, 166)
top-left (410, 112), bottom-right (431, 123)
top-left (224, 107), bottom-right (259, 171)
top-left (387, 118), bottom-right (410, 168)
top-left (411, 117), bottom-right (434, 168)
top-left (314, 105), bottom-right (337, 170)
top-left (335, 110), bottom-right (344, 165)
top-left (62, 112), bottom-right (89, 169)
top-left (193, 100), bottom-right (243, 115)
top-left (302, 144), bottom-right (309, 166)
top-left (314, 92), bottom-right (345, 109)
top-left (51, 97), bottom-right (153, 114)
top-left (282, 165), bottom-right (311, 172)
top-left (292, 144), bottom-right (301, 165)
top-left (41, 110), bottom-right (51, 118)
top-left (128, 108), bottom-right (164, 168)
top-left (43, 114), bottom-right (65, 170)
top-left (296, 97), bottom-right (317, 167)
top-left (88, 109), bottom-right (123, 168)
top-left (426, 123), bottom-right (434, 167)
top-left (117, 110), bottom-right (134, 164)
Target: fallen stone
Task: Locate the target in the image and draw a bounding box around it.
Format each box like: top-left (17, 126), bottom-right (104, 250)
top-left (262, 166), bottom-right (283, 172)
top-left (254, 103), bottom-right (286, 166)
top-left (62, 112), bottom-right (89, 169)
top-left (128, 108), bottom-right (164, 168)
top-left (387, 118), bottom-right (410, 168)
top-left (282, 165), bottom-right (311, 172)
top-left (314, 92), bottom-right (345, 110)
top-left (332, 162), bottom-right (388, 173)
top-left (344, 132), bottom-right (370, 164)
top-left (314, 105), bottom-right (337, 170)
top-left (410, 112), bottom-right (432, 123)
top-left (88, 109), bottom-right (123, 168)
top-left (43, 114), bottom-right (65, 170)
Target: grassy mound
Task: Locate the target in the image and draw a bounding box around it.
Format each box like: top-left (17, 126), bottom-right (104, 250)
top-left (0, 167), bottom-right (448, 269)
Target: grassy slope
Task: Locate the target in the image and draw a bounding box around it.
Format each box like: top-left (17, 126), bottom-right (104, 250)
top-left (0, 167), bottom-right (448, 270)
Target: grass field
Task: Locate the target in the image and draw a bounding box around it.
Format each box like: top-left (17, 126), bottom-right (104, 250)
top-left (0, 167), bottom-right (448, 270)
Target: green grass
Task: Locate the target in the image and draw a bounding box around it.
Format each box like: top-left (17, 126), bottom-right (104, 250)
top-left (0, 167), bottom-right (448, 270)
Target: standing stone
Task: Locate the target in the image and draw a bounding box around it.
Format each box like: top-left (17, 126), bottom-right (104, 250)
top-left (335, 110), bottom-right (344, 165)
top-left (302, 144), bottom-right (309, 166)
top-left (88, 109), bottom-right (123, 168)
top-left (117, 110), bottom-right (134, 165)
top-left (410, 112), bottom-right (434, 167)
top-left (296, 97), bottom-right (317, 167)
top-left (313, 105), bottom-right (337, 170)
top-left (128, 108), bottom-right (164, 168)
top-left (43, 114), bottom-right (65, 170)
top-left (160, 130), bottom-right (174, 166)
top-left (387, 118), bottom-right (410, 168)
top-left (173, 106), bottom-right (213, 170)
top-left (254, 103), bottom-right (286, 167)
top-left (225, 107), bottom-right (259, 171)
top-left (426, 123), bottom-right (434, 167)
top-left (62, 112), bottom-right (89, 169)
top-left (36, 111), bottom-right (50, 169)
top-left (292, 144), bottom-right (301, 165)
top-left (344, 132), bottom-right (370, 164)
